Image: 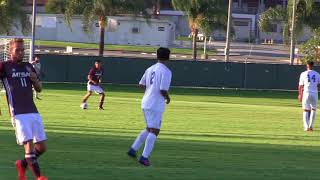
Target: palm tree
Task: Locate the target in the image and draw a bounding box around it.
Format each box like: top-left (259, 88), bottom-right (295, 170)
top-left (259, 0), bottom-right (316, 44)
top-left (172, 0), bottom-right (227, 60)
top-left (48, 0), bottom-right (148, 56)
top-left (199, 8), bottom-right (228, 58)
top-left (0, 0), bottom-right (30, 35)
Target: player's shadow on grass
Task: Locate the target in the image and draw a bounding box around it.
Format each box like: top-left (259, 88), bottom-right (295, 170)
top-left (1, 129), bottom-right (320, 180)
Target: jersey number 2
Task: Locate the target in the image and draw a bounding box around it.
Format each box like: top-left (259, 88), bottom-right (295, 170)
top-left (150, 72), bottom-right (155, 85)
top-left (20, 78), bottom-right (27, 87)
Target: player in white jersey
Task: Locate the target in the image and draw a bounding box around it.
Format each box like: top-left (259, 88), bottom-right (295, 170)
top-left (127, 47), bottom-right (172, 166)
top-left (298, 61), bottom-right (320, 131)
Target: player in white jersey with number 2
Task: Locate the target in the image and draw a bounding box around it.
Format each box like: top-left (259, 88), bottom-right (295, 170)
top-left (298, 61), bottom-right (320, 131)
top-left (127, 47), bottom-right (172, 166)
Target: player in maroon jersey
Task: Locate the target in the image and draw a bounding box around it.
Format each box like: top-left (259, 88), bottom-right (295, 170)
top-left (0, 38), bottom-right (48, 180)
top-left (80, 60), bottom-right (105, 110)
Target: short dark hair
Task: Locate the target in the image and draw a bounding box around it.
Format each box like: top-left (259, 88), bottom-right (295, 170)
top-left (307, 61), bottom-right (314, 66)
top-left (157, 47), bottom-right (170, 61)
top-left (95, 59), bottom-right (102, 63)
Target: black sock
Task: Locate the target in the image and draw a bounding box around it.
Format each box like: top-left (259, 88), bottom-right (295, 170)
top-left (21, 159), bottom-right (28, 168)
top-left (21, 149), bottom-right (43, 168)
top-left (35, 149), bottom-right (43, 158)
top-left (25, 153), bottom-right (41, 177)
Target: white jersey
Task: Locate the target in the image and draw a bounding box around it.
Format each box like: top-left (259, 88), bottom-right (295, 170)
top-left (299, 70), bottom-right (320, 94)
top-left (140, 63), bottom-right (172, 112)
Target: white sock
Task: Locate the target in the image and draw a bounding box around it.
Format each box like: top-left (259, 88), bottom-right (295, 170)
top-left (303, 111), bottom-right (310, 130)
top-left (142, 133), bottom-right (157, 158)
top-left (309, 110), bottom-right (317, 128)
top-left (131, 129), bottom-right (149, 151)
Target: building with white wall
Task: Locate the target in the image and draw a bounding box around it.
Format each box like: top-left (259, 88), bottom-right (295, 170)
top-left (33, 14), bottom-right (175, 47)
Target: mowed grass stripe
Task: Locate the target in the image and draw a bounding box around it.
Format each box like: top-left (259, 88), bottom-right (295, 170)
top-left (0, 83), bottom-right (319, 180)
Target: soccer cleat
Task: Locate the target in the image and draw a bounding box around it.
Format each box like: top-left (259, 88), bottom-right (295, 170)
top-left (98, 107), bottom-right (104, 110)
top-left (127, 148), bottom-right (137, 158)
top-left (139, 156), bottom-right (150, 166)
top-left (15, 160), bottom-right (27, 180)
top-left (37, 176), bottom-right (48, 180)
top-left (307, 128), bottom-right (313, 132)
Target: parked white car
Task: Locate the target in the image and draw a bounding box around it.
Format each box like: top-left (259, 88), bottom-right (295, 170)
top-left (188, 32), bottom-right (205, 41)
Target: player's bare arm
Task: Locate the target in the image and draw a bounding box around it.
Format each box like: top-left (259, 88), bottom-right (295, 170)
top-left (160, 90), bottom-right (170, 104)
top-left (298, 85), bottom-right (304, 102)
top-left (88, 75), bottom-right (98, 84)
top-left (30, 71), bottom-right (42, 92)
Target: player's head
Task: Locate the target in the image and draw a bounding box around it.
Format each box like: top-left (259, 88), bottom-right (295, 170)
top-left (34, 55), bottom-right (40, 62)
top-left (306, 61), bottom-right (314, 70)
top-left (94, 59), bottom-right (102, 69)
top-left (9, 38), bottom-right (25, 62)
top-left (157, 47), bottom-right (170, 62)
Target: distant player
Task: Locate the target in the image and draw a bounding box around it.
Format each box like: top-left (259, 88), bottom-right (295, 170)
top-left (30, 55), bottom-right (41, 99)
top-left (80, 60), bottom-right (105, 110)
top-left (298, 61), bottom-right (320, 131)
top-left (0, 38), bottom-right (48, 180)
top-left (127, 47), bottom-right (172, 166)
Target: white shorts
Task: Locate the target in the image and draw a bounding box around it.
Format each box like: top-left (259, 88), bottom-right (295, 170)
top-left (143, 109), bottom-right (163, 129)
top-left (302, 93), bottom-right (318, 110)
top-left (12, 113), bottom-right (47, 145)
top-left (87, 83), bottom-right (104, 94)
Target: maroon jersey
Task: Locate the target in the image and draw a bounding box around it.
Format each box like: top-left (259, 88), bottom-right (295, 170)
top-left (88, 67), bottom-right (103, 85)
top-left (0, 61), bottom-right (38, 116)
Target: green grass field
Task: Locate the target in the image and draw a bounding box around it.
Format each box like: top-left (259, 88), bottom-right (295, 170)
top-left (0, 83), bottom-right (319, 180)
top-left (35, 40), bottom-right (217, 56)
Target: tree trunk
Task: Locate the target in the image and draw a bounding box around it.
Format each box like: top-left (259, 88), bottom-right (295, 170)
top-left (204, 36), bottom-right (207, 55)
top-left (192, 28), bottom-right (198, 60)
top-left (152, 0), bottom-right (160, 17)
top-left (99, 16), bottom-right (106, 57)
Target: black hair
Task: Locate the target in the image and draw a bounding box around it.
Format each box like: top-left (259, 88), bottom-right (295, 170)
top-left (95, 59), bottom-right (102, 63)
top-left (157, 47), bottom-right (170, 61)
top-left (307, 61), bottom-right (314, 67)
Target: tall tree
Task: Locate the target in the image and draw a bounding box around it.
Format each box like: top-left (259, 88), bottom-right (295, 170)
top-left (152, 0), bottom-right (160, 17)
top-left (258, 0), bottom-right (316, 44)
top-left (200, 11), bottom-right (227, 58)
top-left (172, 0), bottom-right (227, 60)
top-left (0, 0), bottom-right (30, 35)
top-left (47, 0), bottom-right (148, 56)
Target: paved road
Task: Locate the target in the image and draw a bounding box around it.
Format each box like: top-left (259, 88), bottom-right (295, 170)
top-left (36, 40), bottom-right (294, 64)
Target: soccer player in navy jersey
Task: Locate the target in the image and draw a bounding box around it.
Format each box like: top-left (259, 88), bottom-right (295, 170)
top-left (80, 60), bottom-right (105, 110)
top-left (0, 38), bottom-right (48, 180)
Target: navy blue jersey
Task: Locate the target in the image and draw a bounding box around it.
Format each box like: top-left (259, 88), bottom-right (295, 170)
top-left (0, 61), bottom-right (38, 116)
